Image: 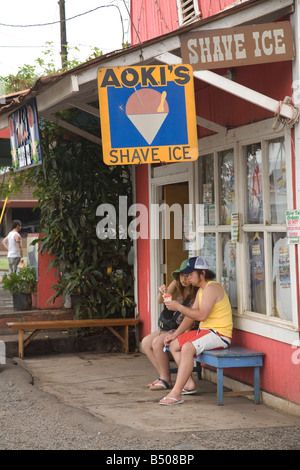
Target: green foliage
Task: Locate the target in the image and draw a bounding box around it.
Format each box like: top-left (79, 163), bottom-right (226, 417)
top-left (23, 119), bottom-right (134, 319)
top-left (2, 266), bottom-right (37, 294)
top-left (0, 42), bottom-right (135, 320)
top-left (0, 64), bottom-right (38, 93)
top-left (0, 42), bottom-right (103, 94)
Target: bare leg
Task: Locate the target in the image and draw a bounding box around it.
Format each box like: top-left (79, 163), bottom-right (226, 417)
top-left (168, 338), bottom-right (196, 391)
top-left (142, 331), bottom-right (169, 386)
top-left (159, 341), bottom-right (196, 404)
top-left (150, 334), bottom-right (172, 388)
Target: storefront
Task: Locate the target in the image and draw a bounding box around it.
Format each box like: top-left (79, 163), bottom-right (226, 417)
top-left (132, 1), bottom-right (300, 410)
top-left (0, 0), bottom-right (299, 410)
top-left (139, 117), bottom-right (300, 408)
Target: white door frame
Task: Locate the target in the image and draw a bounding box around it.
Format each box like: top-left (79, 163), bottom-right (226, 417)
top-left (149, 162), bottom-right (195, 331)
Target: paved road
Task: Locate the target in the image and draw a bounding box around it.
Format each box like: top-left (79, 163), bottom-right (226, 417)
top-left (0, 352), bottom-right (299, 451)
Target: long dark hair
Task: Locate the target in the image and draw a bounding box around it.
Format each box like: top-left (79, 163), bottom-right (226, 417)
top-left (176, 276), bottom-right (198, 305)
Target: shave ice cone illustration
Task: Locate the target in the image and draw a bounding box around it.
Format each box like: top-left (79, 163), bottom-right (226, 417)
top-left (125, 88), bottom-right (169, 144)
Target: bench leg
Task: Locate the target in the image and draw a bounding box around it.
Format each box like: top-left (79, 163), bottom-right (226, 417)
top-left (194, 360), bottom-right (202, 380)
top-left (108, 326), bottom-right (129, 353)
top-left (18, 330), bottom-right (24, 359)
top-left (217, 367), bottom-right (224, 406)
top-left (123, 325), bottom-right (129, 353)
top-left (253, 366), bottom-right (260, 404)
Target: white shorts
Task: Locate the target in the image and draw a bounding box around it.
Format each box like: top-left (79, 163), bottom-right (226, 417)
top-left (178, 328), bottom-right (231, 356)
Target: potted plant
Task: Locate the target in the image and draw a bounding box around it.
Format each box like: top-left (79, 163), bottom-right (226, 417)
top-left (2, 265), bottom-right (37, 311)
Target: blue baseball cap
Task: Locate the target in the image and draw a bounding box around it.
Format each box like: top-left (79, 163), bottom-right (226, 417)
top-left (180, 256), bottom-right (210, 274)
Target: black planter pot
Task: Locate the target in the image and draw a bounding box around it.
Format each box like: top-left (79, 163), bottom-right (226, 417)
top-left (71, 294), bottom-right (81, 307)
top-left (12, 293), bottom-right (32, 311)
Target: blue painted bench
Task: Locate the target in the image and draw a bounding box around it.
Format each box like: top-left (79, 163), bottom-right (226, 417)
top-left (169, 346), bottom-right (264, 405)
top-left (195, 346), bottom-right (264, 405)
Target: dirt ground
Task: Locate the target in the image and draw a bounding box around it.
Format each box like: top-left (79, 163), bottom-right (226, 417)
top-left (1, 355), bottom-right (300, 452)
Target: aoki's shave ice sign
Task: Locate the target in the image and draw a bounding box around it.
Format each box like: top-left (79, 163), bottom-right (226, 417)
top-left (97, 65), bottom-right (198, 165)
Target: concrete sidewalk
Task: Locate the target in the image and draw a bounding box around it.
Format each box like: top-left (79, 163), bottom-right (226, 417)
top-left (20, 352), bottom-right (300, 434)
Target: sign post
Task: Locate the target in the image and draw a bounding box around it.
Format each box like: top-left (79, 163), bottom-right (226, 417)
top-left (97, 65), bottom-right (198, 165)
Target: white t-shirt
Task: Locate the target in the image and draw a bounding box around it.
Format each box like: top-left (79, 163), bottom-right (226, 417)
top-left (7, 231), bottom-right (20, 258)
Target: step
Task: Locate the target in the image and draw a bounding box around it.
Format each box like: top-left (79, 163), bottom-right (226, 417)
top-left (0, 308), bottom-right (75, 335)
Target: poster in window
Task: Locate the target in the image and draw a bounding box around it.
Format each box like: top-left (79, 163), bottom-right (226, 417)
top-left (272, 237), bottom-right (292, 320)
top-left (249, 236), bottom-right (266, 314)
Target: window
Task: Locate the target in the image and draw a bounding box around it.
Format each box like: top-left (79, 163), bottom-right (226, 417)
top-left (177, 0), bottom-right (200, 25)
top-left (242, 137), bottom-right (292, 321)
top-left (268, 139), bottom-right (287, 224)
top-left (196, 135), bottom-right (293, 324)
top-left (246, 143), bottom-right (263, 224)
top-left (221, 232), bottom-right (237, 308)
top-left (199, 153), bottom-right (214, 225)
top-left (246, 231), bottom-right (266, 314)
top-left (271, 232), bottom-right (292, 321)
top-left (197, 149), bottom-right (237, 309)
top-left (219, 149), bottom-right (236, 225)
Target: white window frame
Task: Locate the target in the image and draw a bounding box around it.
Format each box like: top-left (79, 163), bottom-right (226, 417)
top-left (195, 118), bottom-right (299, 346)
top-left (149, 162), bottom-right (195, 331)
top-left (176, 0), bottom-right (200, 25)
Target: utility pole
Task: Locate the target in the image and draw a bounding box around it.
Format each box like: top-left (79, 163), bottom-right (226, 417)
top-left (59, 0), bottom-right (68, 68)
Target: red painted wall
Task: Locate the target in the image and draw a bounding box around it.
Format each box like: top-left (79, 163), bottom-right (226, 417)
top-left (134, 165), bottom-right (151, 339)
top-left (0, 128), bottom-right (9, 138)
top-left (195, 60), bottom-right (293, 138)
top-left (199, 0), bottom-right (245, 19)
top-left (130, 0), bottom-right (179, 45)
top-left (31, 234), bottom-right (63, 310)
top-left (130, 0), bottom-right (249, 45)
top-left (231, 330), bottom-right (300, 405)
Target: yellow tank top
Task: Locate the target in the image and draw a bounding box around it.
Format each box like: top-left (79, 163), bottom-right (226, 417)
top-left (198, 281), bottom-right (233, 338)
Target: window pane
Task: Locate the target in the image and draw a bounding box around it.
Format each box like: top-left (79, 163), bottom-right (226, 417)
top-left (268, 139), bottom-right (287, 224)
top-left (219, 149), bottom-right (235, 225)
top-left (221, 233), bottom-right (237, 308)
top-left (199, 154), bottom-right (214, 225)
top-left (198, 233), bottom-right (216, 273)
top-left (246, 144), bottom-right (263, 223)
top-left (272, 233), bottom-right (292, 320)
top-left (247, 232), bottom-right (266, 314)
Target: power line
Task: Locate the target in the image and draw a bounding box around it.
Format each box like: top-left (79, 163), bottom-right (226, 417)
top-left (0, 4), bottom-right (122, 28)
top-left (0, 45), bottom-right (47, 48)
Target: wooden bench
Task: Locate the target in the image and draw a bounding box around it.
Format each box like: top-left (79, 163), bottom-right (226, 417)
top-left (168, 346), bottom-right (264, 405)
top-left (7, 318), bottom-right (140, 359)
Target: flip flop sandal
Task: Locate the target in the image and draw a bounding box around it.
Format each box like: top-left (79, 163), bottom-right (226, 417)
top-left (159, 397), bottom-right (184, 405)
top-left (181, 388), bottom-right (197, 395)
top-left (147, 379), bottom-right (159, 388)
top-left (149, 378), bottom-right (171, 390)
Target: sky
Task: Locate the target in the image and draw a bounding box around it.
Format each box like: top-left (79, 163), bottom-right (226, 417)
top-left (0, 0), bottom-right (130, 78)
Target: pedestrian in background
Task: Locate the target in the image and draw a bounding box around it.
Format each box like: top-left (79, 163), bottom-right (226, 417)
top-left (2, 220), bottom-right (23, 273)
